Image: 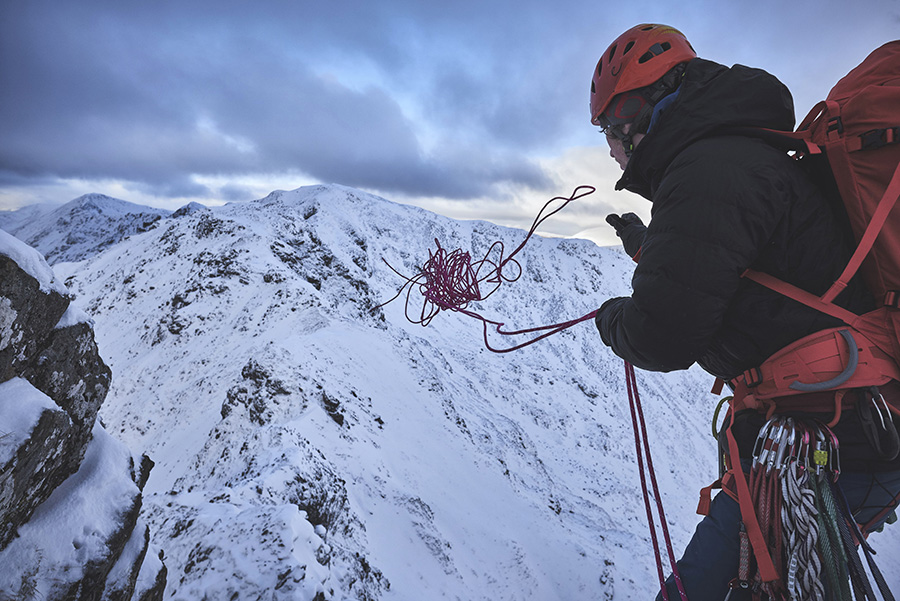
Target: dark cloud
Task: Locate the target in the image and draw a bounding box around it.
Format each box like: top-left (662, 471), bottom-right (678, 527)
top-left (3, 0), bottom-right (899, 210)
top-left (125, 176), bottom-right (213, 200)
top-left (217, 184), bottom-right (257, 202)
top-left (0, 0), bottom-right (564, 202)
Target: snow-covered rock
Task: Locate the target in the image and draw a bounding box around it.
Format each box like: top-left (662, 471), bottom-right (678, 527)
top-left (0, 235), bottom-right (166, 600)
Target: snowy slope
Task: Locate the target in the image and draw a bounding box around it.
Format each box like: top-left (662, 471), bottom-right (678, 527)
top-left (47, 184), bottom-right (900, 599)
top-left (0, 202), bottom-right (55, 234)
top-left (4, 193), bottom-right (170, 265)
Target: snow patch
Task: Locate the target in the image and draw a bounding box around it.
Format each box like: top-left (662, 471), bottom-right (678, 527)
top-left (54, 302), bottom-right (94, 329)
top-left (0, 378), bottom-right (59, 466)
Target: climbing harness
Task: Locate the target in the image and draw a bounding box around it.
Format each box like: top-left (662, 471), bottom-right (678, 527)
top-left (377, 186), bottom-right (602, 352)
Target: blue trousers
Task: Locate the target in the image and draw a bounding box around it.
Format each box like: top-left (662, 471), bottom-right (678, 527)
top-left (655, 470), bottom-right (900, 601)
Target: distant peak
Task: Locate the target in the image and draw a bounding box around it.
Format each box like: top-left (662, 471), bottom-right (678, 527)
top-left (74, 193), bottom-right (121, 206)
top-left (65, 194), bottom-right (170, 217)
top-left (171, 202), bottom-right (210, 219)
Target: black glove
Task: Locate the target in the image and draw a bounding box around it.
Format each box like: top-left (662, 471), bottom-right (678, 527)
top-left (605, 213), bottom-right (646, 259)
top-left (594, 296), bottom-right (627, 346)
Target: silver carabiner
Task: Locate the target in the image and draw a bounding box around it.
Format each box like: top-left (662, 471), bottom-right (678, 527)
top-left (869, 386), bottom-right (893, 429)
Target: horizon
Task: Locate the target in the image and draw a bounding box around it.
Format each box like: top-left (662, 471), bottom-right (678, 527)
top-left (2, 0), bottom-right (898, 247)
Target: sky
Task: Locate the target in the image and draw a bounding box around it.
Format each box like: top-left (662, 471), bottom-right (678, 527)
top-left (1, 0), bottom-right (898, 246)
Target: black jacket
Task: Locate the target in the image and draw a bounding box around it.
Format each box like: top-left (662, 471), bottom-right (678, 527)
top-left (596, 58), bottom-right (874, 380)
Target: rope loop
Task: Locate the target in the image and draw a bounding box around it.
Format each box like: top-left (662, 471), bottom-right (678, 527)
top-left (376, 186), bottom-right (599, 352)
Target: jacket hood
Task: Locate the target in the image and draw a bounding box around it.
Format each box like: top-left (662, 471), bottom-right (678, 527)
top-left (616, 58), bottom-right (796, 198)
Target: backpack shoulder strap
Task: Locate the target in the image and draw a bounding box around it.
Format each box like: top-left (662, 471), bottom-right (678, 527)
top-left (712, 125), bottom-right (821, 156)
top-left (741, 268), bottom-right (861, 326)
top-left (820, 158), bottom-right (900, 305)
top-left (744, 158), bottom-right (900, 316)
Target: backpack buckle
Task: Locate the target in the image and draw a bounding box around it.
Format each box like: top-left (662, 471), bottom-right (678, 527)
top-left (886, 290), bottom-right (900, 309)
top-left (827, 116), bottom-right (844, 135)
top-left (742, 366), bottom-right (764, 388)
top-left (860, 127), bottom-right (900, 150)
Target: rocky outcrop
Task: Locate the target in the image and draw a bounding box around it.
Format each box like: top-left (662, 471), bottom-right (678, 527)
top-left (0, 231), bottom-right (166, 601)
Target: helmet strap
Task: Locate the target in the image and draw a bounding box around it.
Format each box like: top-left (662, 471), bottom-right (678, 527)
top-left (632, 62), bottom-right (687, 136)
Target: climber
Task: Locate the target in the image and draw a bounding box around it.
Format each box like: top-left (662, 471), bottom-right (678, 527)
top-left (590, 24), bottom-right (900, 600)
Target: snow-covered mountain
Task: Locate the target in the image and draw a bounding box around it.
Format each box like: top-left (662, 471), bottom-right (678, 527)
top-left (0, 201), bottom-right (55, 233)
top-left (9, 184), bottom-right (900, 599)
top-left (2, 193), bottom-right (170, 265)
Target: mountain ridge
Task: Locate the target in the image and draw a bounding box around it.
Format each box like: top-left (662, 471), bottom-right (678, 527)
top-left (9, 183), bottom-right (900, 599)
top-left (47, 184), bottom-right (718, 599)
top-left (2, 193), bottom-right (172, 265)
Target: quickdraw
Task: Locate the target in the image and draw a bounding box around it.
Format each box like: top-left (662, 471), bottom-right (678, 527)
top-left (746, 417), bottom-right (836, 601)
top-left (734, 414), bottom-right (896, 601)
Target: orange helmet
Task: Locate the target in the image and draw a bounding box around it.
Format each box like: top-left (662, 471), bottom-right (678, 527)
top-left (590, 24), bottom-right (696, 126)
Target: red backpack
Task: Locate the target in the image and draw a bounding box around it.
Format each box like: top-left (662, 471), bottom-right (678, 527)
top-left (729, 40), bottom-right (900, 404)
top-left (710, 40), bottom-right (900, 588)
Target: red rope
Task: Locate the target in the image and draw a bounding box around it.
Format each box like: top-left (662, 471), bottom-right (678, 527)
top-left (626, 361), bottom-right (689, 601)
top-left (377, 186), bottom-right (598, 352)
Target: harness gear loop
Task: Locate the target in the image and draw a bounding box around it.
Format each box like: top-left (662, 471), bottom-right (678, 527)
top-left (789, 329), bottom-right (859, 392)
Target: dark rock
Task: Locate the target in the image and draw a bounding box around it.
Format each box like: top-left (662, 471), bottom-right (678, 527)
top-left (102, 524), bottom-right (151, 601)
top-left (221, 359), bottom-right (291, 425)
top-left (136, 556), bottom-right (167, 601)
top-left (21, 320), bottom-right (111, 448)
top-left (133, 454), bottom-right (155, 492)
top-left (322, 392), bottom-right (345, 427)
top-left (0, 403), bottom-right (75, 550)
top-left (0, 254), bottom-right (71, 383)
top-left (52, 494), bottom-right (143, 601)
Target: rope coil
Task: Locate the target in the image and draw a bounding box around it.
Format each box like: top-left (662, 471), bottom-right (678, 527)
top-left (377, 186), bottom-right (599, 352)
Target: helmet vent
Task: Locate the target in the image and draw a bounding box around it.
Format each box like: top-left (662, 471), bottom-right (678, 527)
top-left (623, 41), bottom-right (635, 55)
top-left (608, 44), bottom-right (617, 62)
top-left (638, 41), bottom-right (672, 64)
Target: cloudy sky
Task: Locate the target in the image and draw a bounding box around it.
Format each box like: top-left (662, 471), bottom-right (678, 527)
top-left (1, 0), bottom-right (898, 245)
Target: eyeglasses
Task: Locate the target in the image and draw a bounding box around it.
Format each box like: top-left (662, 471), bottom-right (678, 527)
top-left (597, 114), bottom-right (636, 158)
top-left (600, 122), bottom-right (630, 142)
top-left (594, 91), bottom-right (646, 142)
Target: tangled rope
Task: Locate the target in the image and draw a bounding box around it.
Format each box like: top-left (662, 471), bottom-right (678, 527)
top-left (377, 186), bottom-right (599, 352)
